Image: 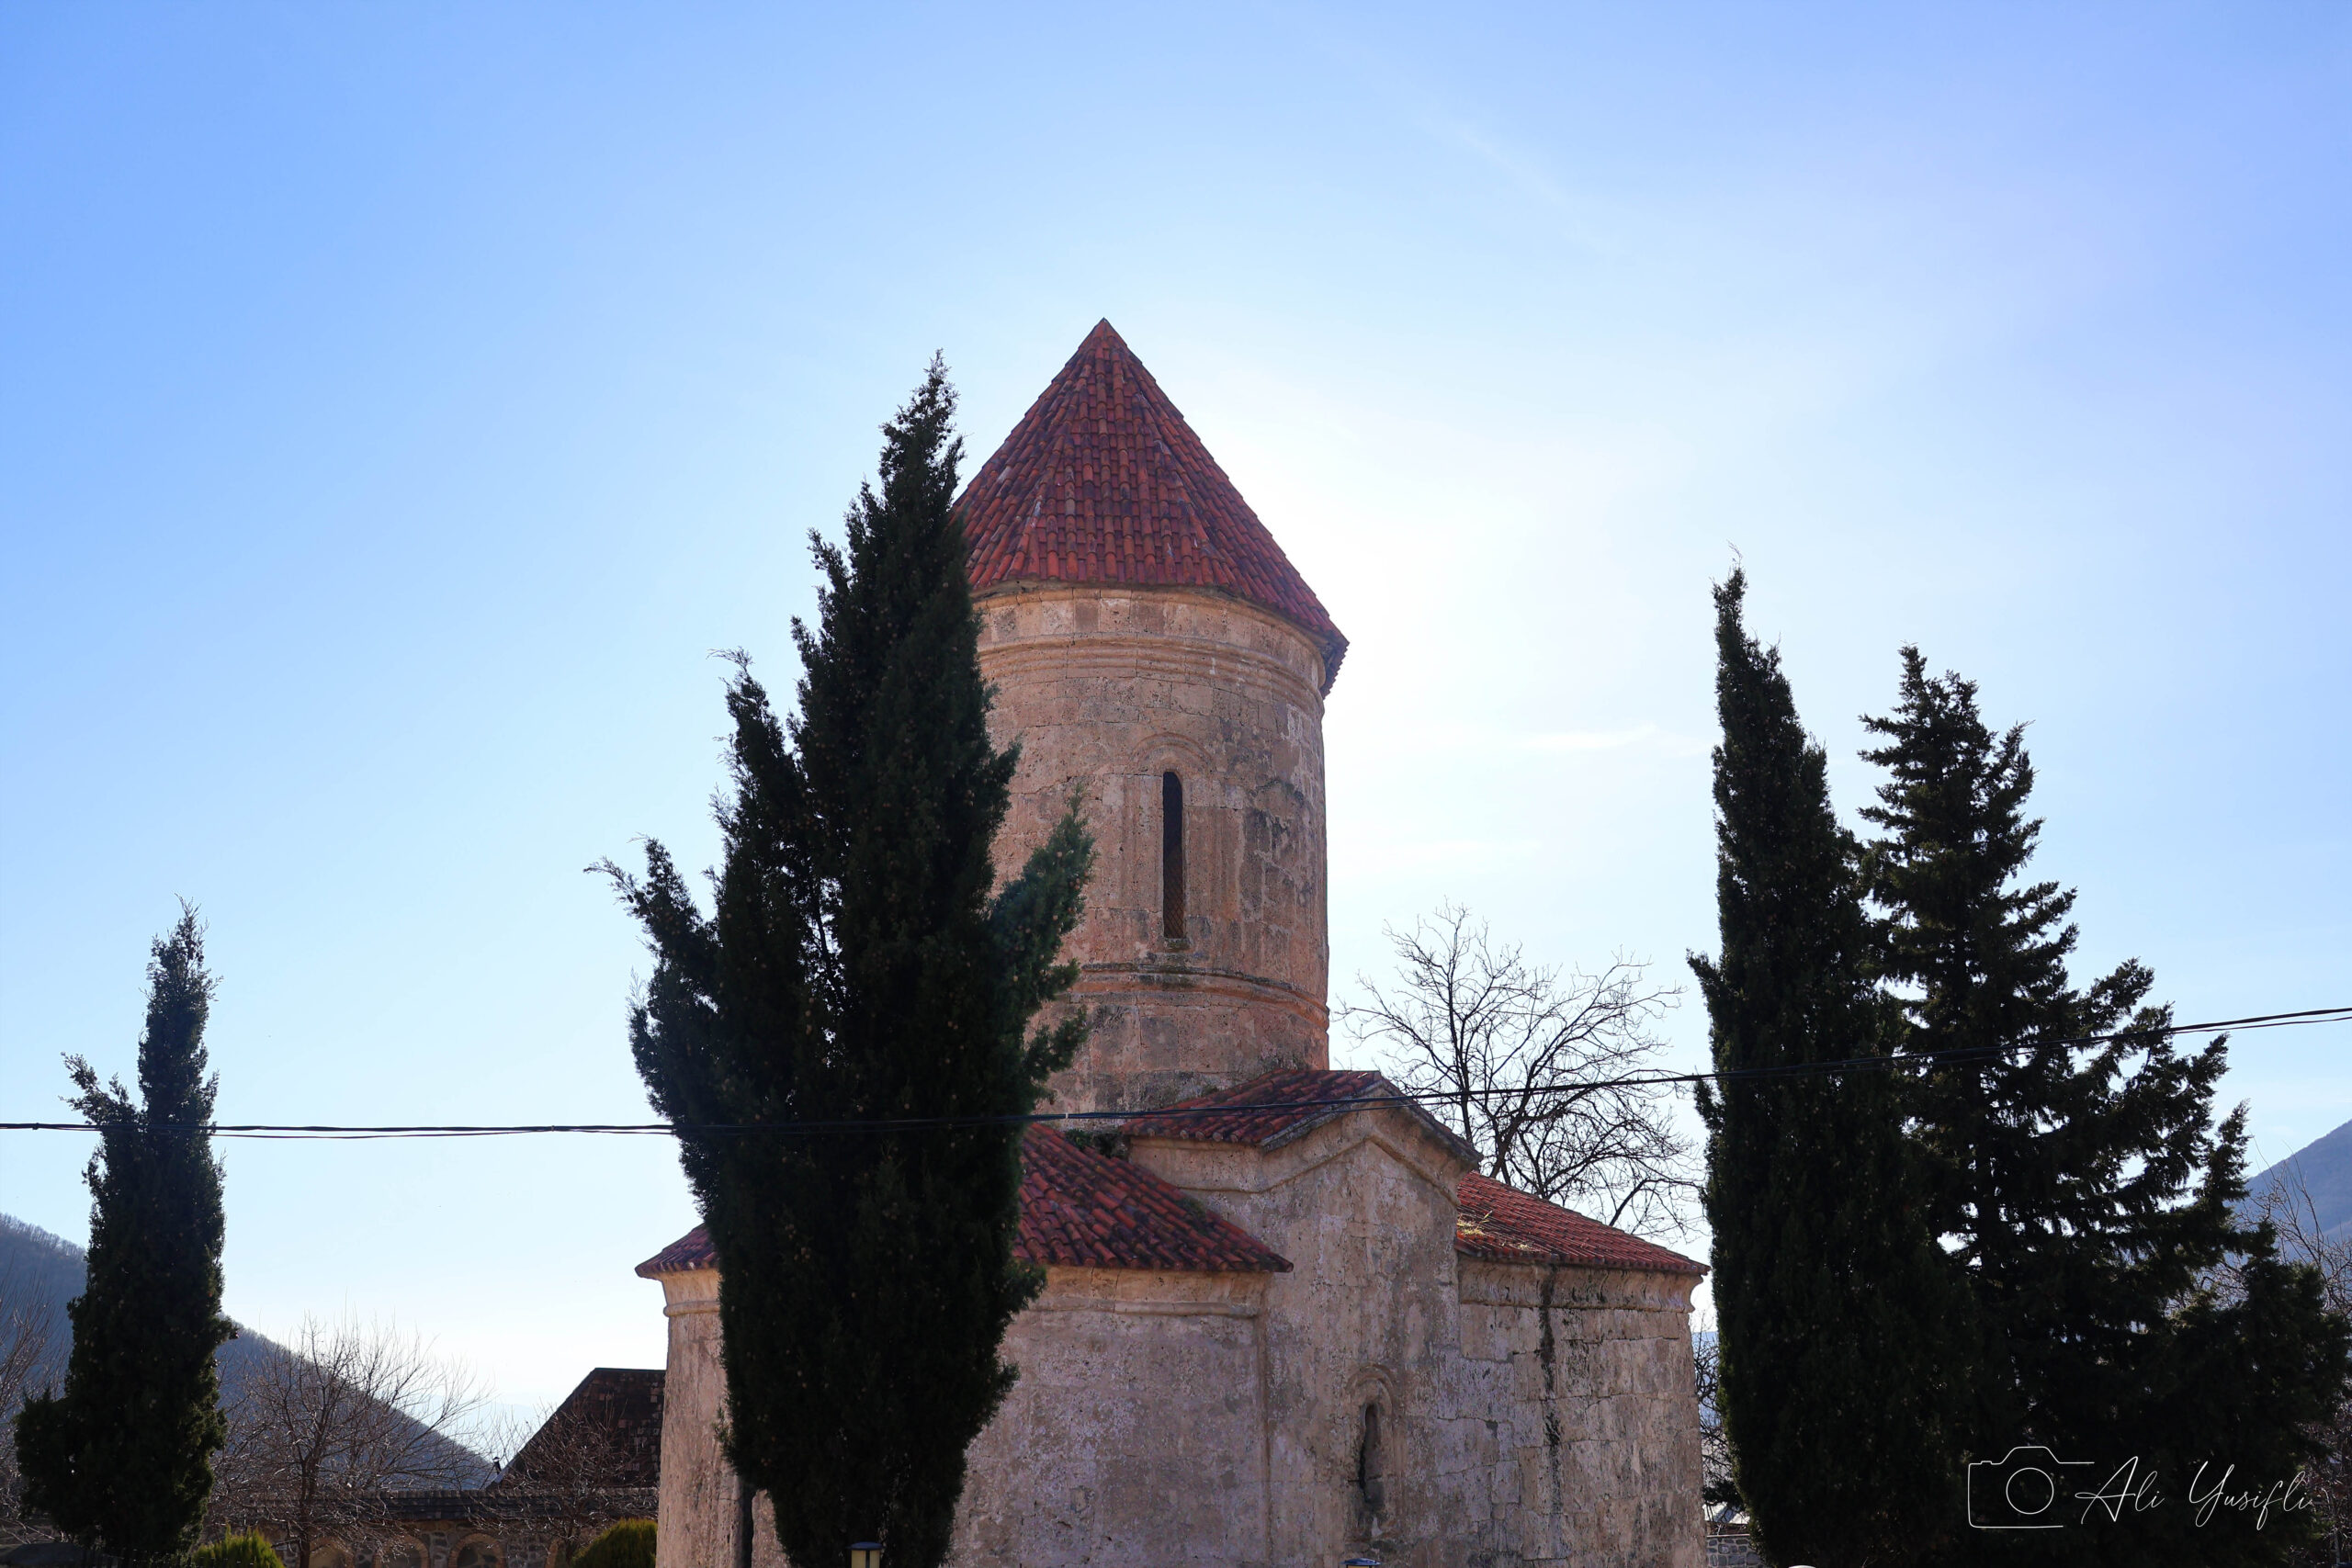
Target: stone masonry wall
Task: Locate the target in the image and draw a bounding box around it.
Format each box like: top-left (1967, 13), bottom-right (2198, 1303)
top-left (950, 1268), bottom-right (1273, 1567)
top-left (652, 1261), bottom-right (1275, 1568)
top-left (650, 1158), bottom-right (1704, 1568)
top-left (1450, 1262), bottom-right (1704, 1568)
top-left (649, 1269), bottom-right (742, 1568)
top-left (976, 585), bottom-right (1331, 1112)
top-left (1132, 1113), bottom-right (1479, 1568)
top-left (1133, 1120), bottom-right (1704, 1568)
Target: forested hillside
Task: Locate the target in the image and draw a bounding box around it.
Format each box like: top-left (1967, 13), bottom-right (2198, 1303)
top-left (0, 1213), bottom-right (492, 1481)
top-left (3, 1214), bottom-right (287, 1394)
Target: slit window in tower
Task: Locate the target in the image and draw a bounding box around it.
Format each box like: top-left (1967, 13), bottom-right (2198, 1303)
top-left (1161, 770), bottom-right (1186, 942)
top-left (1357, 1402), bottom-right (1387, 1516)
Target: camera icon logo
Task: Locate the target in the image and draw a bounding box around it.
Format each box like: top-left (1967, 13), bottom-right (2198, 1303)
top-left (1967, 1446), bottom-right (2095, 1529)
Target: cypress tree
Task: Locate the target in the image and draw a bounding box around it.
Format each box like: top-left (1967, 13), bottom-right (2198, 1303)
top-left (1690, 571), bottom-right (1965, 1567)
top-left (1861, 649), bottom-right (2347, 1566)
top-left (15, 907), bottom-right (233, 1562)
top-left (607, 360), bottom-right (1092, 1568)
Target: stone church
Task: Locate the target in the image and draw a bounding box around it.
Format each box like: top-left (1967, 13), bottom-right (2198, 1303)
top-left (637, 322), bottom-right (1706, 1568)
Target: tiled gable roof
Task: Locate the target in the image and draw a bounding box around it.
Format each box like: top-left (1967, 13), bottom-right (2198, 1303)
top-left (1128, 1067), bottom-right (1480, 1166)
top-left (635, 1128), bottom-right (1288, 1280)
top-left (503, 1367), bottom-right (663, 1488)
top-left (956, 320), bottom-right (1348, 690)
top-left (1016, 1126), bottom-right (1288, 1273)
top-left (1454, 1171), bottom-right (1708, 1277)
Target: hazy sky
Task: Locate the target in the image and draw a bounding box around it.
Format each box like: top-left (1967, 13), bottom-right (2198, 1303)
top-left (5, 4), bottom-right (2348, 1407)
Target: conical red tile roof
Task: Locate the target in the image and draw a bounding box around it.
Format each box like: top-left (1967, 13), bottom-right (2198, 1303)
top-left (956, 321), bottom-right (1348, 689)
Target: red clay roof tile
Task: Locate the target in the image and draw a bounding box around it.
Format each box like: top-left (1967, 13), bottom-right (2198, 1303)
top-left (1454, 1171), bottom-right (1708, 1277)
top-left (635, 1127), bottom-right (1288, 1280)
top-left (1127, 1067), bottom-right (1392, 1147)
top-left (1015, 1125), bottom-right (1288, 1273)
top-left (634, 1226), bottom-right (715, 1278)
top-left (1128, 1071), bottom-right (1703, 1276)
top-left (956, 321), bottom-right (1348, 690)
top-left (1125, 1067), bottom-right (1479, 1165)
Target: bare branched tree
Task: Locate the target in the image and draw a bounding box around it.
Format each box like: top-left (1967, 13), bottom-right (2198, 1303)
top-left (483, 1393), bottom-right (650, 1563)
top-left (2226, 1168), bottom-right (2352, 1567)
top-left (1340, 903), bottom-right (1696, 1237)
top-left (0, 1263), bottom-right (62, 1543)
top-left (1690, 1332), bottom-right (1736, 1509)
top-left (490, 1398), bottom-right (602, 1479)
top-left (212, 1316), bottom-right (492, 1568)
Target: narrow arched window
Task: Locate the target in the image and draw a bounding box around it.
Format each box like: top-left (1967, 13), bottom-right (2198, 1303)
top-left (1160, 771), bottom-right (1186, 942)
top-left (1357, 1402), bottom-right (1386, 1515)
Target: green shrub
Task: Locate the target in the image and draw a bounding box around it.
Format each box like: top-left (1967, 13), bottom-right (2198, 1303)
top-left (569, 1518), bottom-right (654, 1568)
top-left (194, 1532), bottom-right (287, 1568)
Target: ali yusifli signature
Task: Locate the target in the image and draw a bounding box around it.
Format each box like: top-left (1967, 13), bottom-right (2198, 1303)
top-left (1964, 1444), bottom-right (2316, 1532)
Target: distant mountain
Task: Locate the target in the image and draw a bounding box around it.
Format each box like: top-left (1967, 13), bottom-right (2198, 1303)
top-left (3, 1213), bottom-right (292, 1398)
top-left (2243, 1117), bottom-right (2352, 1246)
top-left (0, 1213), bottom-right (492, 1483)
top-left (1, 1215), bottom-right (79, 1400)
top-left (0, 1217), bottom-right (83, 1337)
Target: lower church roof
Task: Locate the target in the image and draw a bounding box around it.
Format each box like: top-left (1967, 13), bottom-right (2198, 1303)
top-left (634, 1126), bottom-right (1290, 1281)
top-left (1016, 1124), bottom-right (1291, 1273)
top-left (1136, 1068), bottom-right (1705, 1277)
top-left (1455, 1171), bottom-right (1707, 1276)
top-left (635, 1077), bottom-right (1704, 1282)
top-left (1128, 1066), bottom-right (1480, 1164)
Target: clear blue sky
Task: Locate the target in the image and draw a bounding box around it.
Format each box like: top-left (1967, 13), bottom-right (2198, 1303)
top-left (5, 4), bottom-right (2347, 1404)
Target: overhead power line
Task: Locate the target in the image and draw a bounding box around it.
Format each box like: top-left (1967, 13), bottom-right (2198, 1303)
top-left (3, 1005), bottom-right (2346, 1142)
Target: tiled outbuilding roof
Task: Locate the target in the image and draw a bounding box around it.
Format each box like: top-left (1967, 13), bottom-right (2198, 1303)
top-left (1454, 1172), bottom-right (1708, 1277)
top-left (634, 1127), bottom-right (1288, 1280)
top-left (503, 1367), bottom-right (664, 1488)
top-left (956, 320), bottom-right (1348, 690)
top-left (1128, 1067), bottom-right (1481, 1165)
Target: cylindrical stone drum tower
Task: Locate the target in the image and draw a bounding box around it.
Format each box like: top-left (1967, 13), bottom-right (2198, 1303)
top-left (956, 321), bottom-right (1349, 1113)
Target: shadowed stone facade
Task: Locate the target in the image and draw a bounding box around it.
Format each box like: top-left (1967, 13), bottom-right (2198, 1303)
top-left (639, 322), bottom-right (1704, 1568)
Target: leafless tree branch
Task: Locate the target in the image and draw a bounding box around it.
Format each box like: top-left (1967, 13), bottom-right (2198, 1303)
top-left (482, 1396), bottom-right (649, 1558)
top-left (0, 1260), bottom-right (62, 1543)
top-left (2218, 1167), bottom-right (2352, 1566)
top-left (1340, 902), bottom-right (1698, 1238)
top-left (1690, 1330), bottom-right (1739, 1510)
top-left (210, 1316), bottom-right (492, 1568)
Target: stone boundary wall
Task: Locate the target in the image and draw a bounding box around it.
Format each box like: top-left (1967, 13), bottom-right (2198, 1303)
top-left (1704, 1529), bottom-right (1763, 1567)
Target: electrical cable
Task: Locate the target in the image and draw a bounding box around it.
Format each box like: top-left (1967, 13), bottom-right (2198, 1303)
top-left (2, 1005), bottom-right (2345, 1141)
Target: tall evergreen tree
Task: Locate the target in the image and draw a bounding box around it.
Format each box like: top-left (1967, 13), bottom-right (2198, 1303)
top-left (1862, 649), bottom-right (2346, 1566)
top-left (16, 907), bottom-right (233, 1562)
top-left (1690, 571), bottom-right (1966, 1567)
top-left (607, 361), bottom-right (1091, 1568)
